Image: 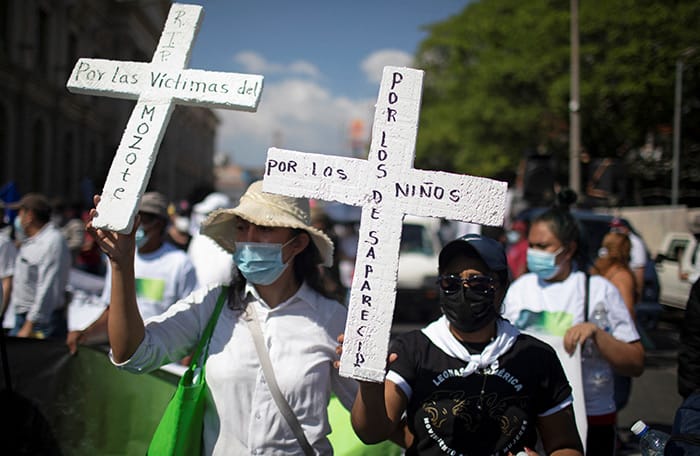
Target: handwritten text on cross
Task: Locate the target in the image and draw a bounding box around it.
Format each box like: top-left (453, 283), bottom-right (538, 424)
top-left (263, 67), bottom-right (507, 382)
top-left (66, 3), bottom-right (263, 233)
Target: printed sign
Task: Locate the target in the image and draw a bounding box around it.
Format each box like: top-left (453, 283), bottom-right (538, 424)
top-left (263, 66), bottom-right (507, 381)
top-left (66, 3), bottom-right (263, 233)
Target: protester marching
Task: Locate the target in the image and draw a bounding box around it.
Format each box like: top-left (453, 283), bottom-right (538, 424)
top-left (1, 1), bottom-right (698, 455)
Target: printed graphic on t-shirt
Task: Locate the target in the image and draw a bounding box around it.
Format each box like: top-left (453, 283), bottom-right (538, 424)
top-left (512, 309), bottom-right (573, 337)
top-left (416, 377), bottom-right (531, 455)
top-left (135, 277), bottom-right (166, 301)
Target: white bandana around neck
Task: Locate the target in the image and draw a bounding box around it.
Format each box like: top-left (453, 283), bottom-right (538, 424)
top-left (422, 315), bottom-right (520, 377)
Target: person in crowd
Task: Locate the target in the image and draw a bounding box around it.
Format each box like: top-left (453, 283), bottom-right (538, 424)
top-left (590, 231), bottom-right (638, 414)
top-left (0, 213), bottom-right (17, 323)
top-left (50, 197), bottom-right (85, 265)
top-left (187, 191), bottom-right (236, 287)
top-left (666, 278), bottom-right (700, 455)
top-left (8, 193), bottom-right (71, 339)
top-left (74, 227), bottom-right (106, 276)
top-left (311, 205), bottom-right (346, 303)
top-left (165, 199), bottom-right (192, 251)
top-left (678, 277), bottom-right (700, 400)
top-left (591, 232), bottom-right (637, 318)
top-left (506, 218), bottom-right (529, 280)
top-left (87, 180), bottom-right (358, 454)
top-left (609, 218), bottom-right (647, 301)
top-left (350, 234), bottom-right (583, 455)
top-left (502, 189), bottom-right (644, 456)
top-left (67, 192), bottom-right (198, 353)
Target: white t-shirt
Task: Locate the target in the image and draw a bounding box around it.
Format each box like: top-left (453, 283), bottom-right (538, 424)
top-left (502, 271), bottom-right (639, 416)
top-left (628, 231), bottom-right (647, 270)
top-left (187, 233), bottom-right (234, 288)
top-left (0, 233), bottom-right (17, 279)
top-left (102, 241), bottom-right (199, 320)
top-left (0, 234), bottom-right (17, 329)
top-left (115, 283), bottom-right (358, 455)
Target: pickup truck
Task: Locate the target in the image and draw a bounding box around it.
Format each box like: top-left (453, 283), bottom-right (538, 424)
top-left (655, 231), bottom-right (700, 309)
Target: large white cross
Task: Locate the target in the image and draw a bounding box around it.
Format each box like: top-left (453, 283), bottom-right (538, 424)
top-left (263, 66), bottom-right (507, 382)
top-left (66, 3), bottom-right (263, 233)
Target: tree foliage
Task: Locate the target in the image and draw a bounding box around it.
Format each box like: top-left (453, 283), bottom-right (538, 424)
top-left (414, 0), bottom-right (700, 191)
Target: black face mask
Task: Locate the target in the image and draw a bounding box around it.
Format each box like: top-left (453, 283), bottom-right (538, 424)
top-left (440, 287), bottom-right (498, 333)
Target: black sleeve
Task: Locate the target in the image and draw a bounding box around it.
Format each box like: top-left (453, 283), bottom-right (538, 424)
top-left (531, 338), bottom-right (574, 415)
top-left (678, 279), bottom-right (700, 398)
top-left (388, 331), bottom-right (421, 387)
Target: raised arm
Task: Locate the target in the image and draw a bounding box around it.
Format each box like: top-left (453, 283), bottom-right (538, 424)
top-left (351, 379), bottom-right (407, 444)
top-left (564, 323), bottom-right (644, 377)
top-left (86, 195), bottom-right (144, 362)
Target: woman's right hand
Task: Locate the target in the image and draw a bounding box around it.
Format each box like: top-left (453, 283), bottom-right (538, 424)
top-left (85, 194), bottom-right (138, 267)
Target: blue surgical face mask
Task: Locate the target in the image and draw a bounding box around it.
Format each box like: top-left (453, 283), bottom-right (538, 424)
top-left (527, 247), bottom-right (564, 280)
top-left (135, 227), bottom-right (149, 249)
top-left (233, 237), bottom-right (296, 286)
top-left (506, 230), bottom-right (521, 244)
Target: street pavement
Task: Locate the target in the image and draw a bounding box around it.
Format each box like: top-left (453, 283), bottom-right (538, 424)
top-left (616, 307), bottom-right (685, 455)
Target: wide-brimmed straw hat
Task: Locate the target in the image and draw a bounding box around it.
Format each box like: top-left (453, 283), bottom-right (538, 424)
top-left (200, 181), bottom-right (334, 267)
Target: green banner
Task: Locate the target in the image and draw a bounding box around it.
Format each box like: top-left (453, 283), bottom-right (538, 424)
top-left (0, 338), bottom-right (401, 455)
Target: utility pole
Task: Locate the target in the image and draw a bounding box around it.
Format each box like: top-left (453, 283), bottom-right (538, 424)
top-left (569, 0), bottom-right (581, 196)
top-left (671, 48), bottom-right (697, 205)
top-left (672, 59), bottom-right (682, 205)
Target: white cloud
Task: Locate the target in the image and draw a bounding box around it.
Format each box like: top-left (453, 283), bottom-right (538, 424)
top-left (361, 49), bottom-right (414, 83)
top-left (216, 78), bottom-right (374, 169)
top-left (233, 51), bottom-right (321, 78)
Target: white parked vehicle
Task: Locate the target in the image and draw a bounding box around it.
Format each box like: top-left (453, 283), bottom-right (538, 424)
top-left (655, 231), bottom-right (700, 309)
top-left (395, 215), bottom-right (443, 325)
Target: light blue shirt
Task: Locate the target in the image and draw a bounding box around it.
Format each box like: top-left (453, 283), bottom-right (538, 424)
top-left (11, 223), bottom-right (71, 323)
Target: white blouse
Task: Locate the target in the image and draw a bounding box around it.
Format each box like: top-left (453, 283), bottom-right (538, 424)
top-left (113, 283), bottom-right (358, 455)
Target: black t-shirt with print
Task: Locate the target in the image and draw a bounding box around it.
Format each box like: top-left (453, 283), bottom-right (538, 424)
top-left (389, 330), bottom-right (572, 456)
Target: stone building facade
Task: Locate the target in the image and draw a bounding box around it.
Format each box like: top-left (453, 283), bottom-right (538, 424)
top-left (0, 0), bottom-right (218, 206)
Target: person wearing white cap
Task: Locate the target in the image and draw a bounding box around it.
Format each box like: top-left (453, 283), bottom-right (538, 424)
top-left (187, 192), bottom-right (235, 287)
top-left (87, 181), bottom-right (357, 455)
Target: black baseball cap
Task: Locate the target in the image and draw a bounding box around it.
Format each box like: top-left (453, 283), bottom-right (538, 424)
top-left (439, 234), bottom-right (509, 284)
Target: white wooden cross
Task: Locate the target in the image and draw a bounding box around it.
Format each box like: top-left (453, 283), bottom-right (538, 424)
top-left (66, 3), bottom-right (263, 233)
top-left (263, 66), bottom-right (507, 382)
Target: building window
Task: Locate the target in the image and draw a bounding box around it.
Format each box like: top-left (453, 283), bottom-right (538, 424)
top-left (66, 32), bottom-right (77, 81)
top-left (0, 104), bottom-right (7, 182)
top-left (63, 133), bottom-right (75, 197)
top-left (0, 1), bottom-right (9, 58)
top-left (30, 119), bottom-right (46, 191)
top-left (37, 8), bottom-right (49, 73)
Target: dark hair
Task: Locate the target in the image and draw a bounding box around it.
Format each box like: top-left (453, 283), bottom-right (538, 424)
top-left (533, 188), bottom-right (590, 270)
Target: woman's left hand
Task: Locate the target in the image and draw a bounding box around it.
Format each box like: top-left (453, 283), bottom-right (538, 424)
top-left (563, 322), bottom-right (598, 355)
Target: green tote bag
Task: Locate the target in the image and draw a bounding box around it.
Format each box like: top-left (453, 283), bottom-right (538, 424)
top-left (147, 288), bottom-right (227, 456)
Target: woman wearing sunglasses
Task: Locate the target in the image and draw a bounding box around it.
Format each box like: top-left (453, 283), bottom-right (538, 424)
top-left (350, 234), bottom-right (583, 455)
top-left (502, 190), bottom-right (644, 456)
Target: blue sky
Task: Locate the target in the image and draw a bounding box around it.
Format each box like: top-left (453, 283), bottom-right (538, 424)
top-left (182, 0), bottom-right (469, 168)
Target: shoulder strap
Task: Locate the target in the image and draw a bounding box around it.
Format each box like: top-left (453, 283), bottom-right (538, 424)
top-left (190, 286), bottom-right (227, 371)
top-left (584, 273), bottom-right (590, 322)
top-left (246, 303), bottom-right (315, 456)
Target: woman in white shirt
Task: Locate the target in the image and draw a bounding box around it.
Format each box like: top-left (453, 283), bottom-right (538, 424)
top-left (502, 189), bottom-right (644, 456)
top-left (88, 180), bottom-right (357, 455)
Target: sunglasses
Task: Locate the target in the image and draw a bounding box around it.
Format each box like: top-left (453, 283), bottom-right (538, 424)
top-left (436, 274), bottom-right (495, 295)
